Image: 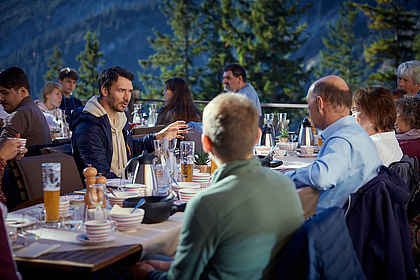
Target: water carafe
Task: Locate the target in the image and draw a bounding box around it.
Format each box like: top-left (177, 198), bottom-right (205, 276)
top-left (153, 139), bottom-right (171, 195)
top-left (124, 150), bottom-right (158, 196)
top-left (298, 118), bottom-right (314, 147)
top-left (258, 113), bottom-right (275, 147)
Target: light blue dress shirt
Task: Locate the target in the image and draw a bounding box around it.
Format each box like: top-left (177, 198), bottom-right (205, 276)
top-left (285, 116), bottom-right (383, 212)
top-left (236, 83), bottom-right (262, 116)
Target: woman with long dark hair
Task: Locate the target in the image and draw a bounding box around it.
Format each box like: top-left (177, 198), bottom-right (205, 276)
top-left (156, 78), bottom-right (202, 126)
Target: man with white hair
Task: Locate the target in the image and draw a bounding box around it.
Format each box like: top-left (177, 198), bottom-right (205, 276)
top-left (397, 60), bottom-right (420, 96)
top-left (130, 93), bottom-right (304, 280)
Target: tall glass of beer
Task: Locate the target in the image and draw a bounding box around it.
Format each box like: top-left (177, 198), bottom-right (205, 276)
top-left (42, 162), bottom-right (61, 223)
top-left (180, 141), bottom-right (195, 182)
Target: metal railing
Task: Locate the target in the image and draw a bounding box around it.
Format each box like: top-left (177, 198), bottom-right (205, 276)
top-left (134, 98), bottom-right (308, 109)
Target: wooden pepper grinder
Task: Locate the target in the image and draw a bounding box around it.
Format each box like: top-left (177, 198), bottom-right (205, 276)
top-left (95, 173), bottom-right (107, 208)
top-left (83, 164), bottom-right (97, 209)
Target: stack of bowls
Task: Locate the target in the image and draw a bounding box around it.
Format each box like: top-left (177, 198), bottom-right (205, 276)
top-left (179, 189), bottom-right (200, 203)
top-left (193, 173), bottom-right (211, 189)
top-left (110, 208), bottom-right (145, 232)
top-left (107, 192), bottom-right (139, 207)
top-left (123, 184), bottom-right (147, 196)
top-left (59, 198), bottom-right (70, 217)
top-left (85, 220), bottom-right (113, 241)
top-left (171, 182), bottom-right (200, 197)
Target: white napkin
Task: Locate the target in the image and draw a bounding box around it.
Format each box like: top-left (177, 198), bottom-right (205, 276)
top-left (14, 242), bottom-right (60, 258)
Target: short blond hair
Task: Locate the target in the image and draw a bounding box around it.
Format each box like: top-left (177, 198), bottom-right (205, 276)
top-left (203, 93), bottom-right (258, 162)
top-left (42, 82), bottom-right (63, 103)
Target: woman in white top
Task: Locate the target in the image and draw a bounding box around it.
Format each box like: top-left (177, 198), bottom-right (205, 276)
top-left (352, 85), bottom-right (403, 166)
top-left (36, 82), bottom-right (67, 135)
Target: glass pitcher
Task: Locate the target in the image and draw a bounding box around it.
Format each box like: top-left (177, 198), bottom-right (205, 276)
top-left (153, 139), bottom-right (171, 195)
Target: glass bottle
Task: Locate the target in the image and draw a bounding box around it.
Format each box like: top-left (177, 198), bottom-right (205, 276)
top-left (153, 139), bottom-right (171, 195)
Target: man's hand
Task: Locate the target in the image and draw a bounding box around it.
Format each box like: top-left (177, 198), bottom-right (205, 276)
top-left (155, 121), bottom-right (189, 140)
top-left (12, 133), bottom-right (27, 161)
top-left (0, 139), bottom-right (20, 161)
top-left (142, 260), bottom-right (172, 272)
top-left (130, 262), bottom-right (156, 280)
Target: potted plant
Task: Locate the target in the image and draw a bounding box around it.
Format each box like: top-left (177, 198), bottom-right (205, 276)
top-left (279, 127), bottom-right (289, 142)
top-left (194, 149), bottom-right (210, 173)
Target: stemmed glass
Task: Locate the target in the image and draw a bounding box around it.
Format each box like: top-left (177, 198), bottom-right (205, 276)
top-left (88, 184), bottom-right (106, 220)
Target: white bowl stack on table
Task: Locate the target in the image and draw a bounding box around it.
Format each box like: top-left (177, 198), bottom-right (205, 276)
top-left (193, 173), bottom-right (211, 189)
top-left (85, 220), bottom-right (114, 241)
top-left (178, 189), bottom-right (200, 203)
top-left (107, 192), bottom-right (139, 207)
top-left (59, 197), bottom-right (70, 217)
top-left (123, 184), bottom-right (147, 196)
top-left (171, 182), bottom-right (200, 197)
top-left (109, 205), bottom-right (145, 232)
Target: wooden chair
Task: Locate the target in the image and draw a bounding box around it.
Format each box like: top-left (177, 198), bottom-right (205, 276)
top-left (297, 186), bottom-right (321, 220)
top-left (183, 128), bottom-right (202, 153)
top-left (15, 153), bottom-right (83, 200)
top-left (131, 125), bottom-right (166, 138)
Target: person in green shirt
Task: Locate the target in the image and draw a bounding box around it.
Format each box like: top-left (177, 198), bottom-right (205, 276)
top-left (131, 93), bottom-right (305, 280)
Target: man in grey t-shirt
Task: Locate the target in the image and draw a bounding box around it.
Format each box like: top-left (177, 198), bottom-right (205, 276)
top-left (223, 63), bottom-right (262, 119)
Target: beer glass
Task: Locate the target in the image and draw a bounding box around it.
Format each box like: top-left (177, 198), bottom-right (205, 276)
top-left (180, 141), bottom-right (195, 182)
top-left (42, 162), bottom-right (61, 223)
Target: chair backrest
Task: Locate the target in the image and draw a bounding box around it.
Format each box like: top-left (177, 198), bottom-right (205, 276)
top-left (183, 128), bottom-right (202, 153)
top-left (274, 207), bottom-right (366, 280)
top-left (297, 186), bottom-right (321, 220)
top-left (16, 153), bottom-right (83, 200)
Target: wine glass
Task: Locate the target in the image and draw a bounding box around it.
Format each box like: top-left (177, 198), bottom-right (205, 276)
top-left (89, 184), bottom-right (106, 220)
top-left (24, 212), bottom-right (44, 240)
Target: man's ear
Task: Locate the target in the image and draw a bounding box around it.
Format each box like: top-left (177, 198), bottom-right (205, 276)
top-left (18, 87), bottom-right (27, 98)
top-left (101, 86), bottom-right (108, 97)
top-left (58, 79), bottom-right (62, 85)
top-left (317, 96), bottom-right (325, 114)
top-left (201, 133), bottom-right (212, 154)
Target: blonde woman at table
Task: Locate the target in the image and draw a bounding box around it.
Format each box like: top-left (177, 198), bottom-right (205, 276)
top-left (156, 78), bottom-right (202, 126)
top-left (352, 85), bottom-right (403, 166)
top-left (36, 82), bottom-right (69, 136)
top-left (131, 93), bottom-right (304, 280)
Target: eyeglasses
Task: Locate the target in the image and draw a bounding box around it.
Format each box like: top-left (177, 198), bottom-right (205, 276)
top-left (351, 108), bottom-right (360, 116)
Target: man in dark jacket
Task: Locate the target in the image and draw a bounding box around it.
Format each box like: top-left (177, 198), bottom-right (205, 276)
top-left (70, 66), bottom-right (187, 179)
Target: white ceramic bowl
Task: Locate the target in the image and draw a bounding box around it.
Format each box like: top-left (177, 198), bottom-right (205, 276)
top-left (179, 188), bottom-right (200, 203)
top-left (85, 220), bottom-right (113, 240)
top-left (123, 184), bottom-right (147, 195)
top-left (172, 182), bottom-right (201, 196)
top-left (107, 192), bottom-right (139, 207)
top-left (110, 208), bottom-right (144, 232)
top-left (88, 209), bottom-right (111, 220)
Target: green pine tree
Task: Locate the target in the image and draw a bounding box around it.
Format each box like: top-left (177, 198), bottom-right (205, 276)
top-left (43, 44), bottom-right (64, 82)
top-left (196, 0), bottom-right (236, 101)
top-left (138, 0), bottom-right (205, 99)
top-left (414, 33), bottom-right (420, 61)
top-left (317, 0), bottom-right (365, 91)
top-left (355, 0), bottom-right (418, 88)
top-left (76, 32), bottom-right (105, 99)
top-left (226, 0), bottom-right (311, 105)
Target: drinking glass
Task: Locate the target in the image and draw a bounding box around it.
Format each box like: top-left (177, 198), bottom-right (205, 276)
top-left (180, 141), bottom-right (195, 182)
top-left (24, 212), bottom-right (43, 240)
top-left (166, 138), bottom-right (178, 182)
top-left (42, 162), bottom-right (61, 226)
top-left (286, 142), bottom-right (298, 156)
top-left (65, 204), bottom-right (84, 230)
top-left (88, 184), bottom-right (106, 220)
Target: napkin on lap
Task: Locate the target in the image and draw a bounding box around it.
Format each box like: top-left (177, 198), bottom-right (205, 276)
top-left (14, 242), bottom-right (60, 258)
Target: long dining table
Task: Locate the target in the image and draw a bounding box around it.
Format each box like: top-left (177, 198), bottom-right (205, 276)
top-left (10, 154), bottom-right (316, 279)
top-left (11, 202), bottom-right (183, 279)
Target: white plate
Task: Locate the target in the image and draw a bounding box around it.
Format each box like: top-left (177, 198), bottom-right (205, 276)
top-left (76, 233), bottom-right (115, 245)
top-left (6, 214), bottom-right (35, 228)
top-left (297, 152), bottom-right (317, 158)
